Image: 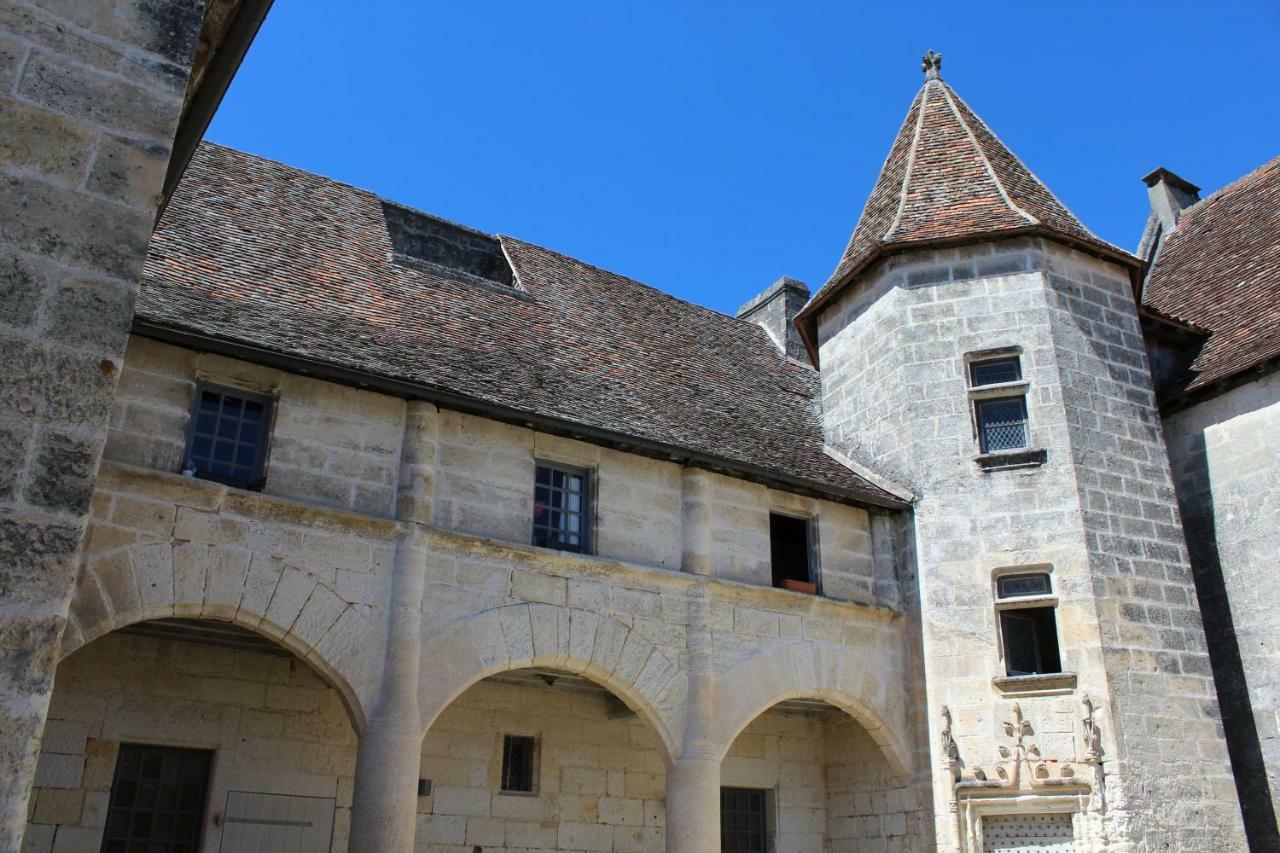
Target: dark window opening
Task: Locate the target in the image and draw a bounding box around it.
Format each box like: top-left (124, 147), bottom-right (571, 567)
top-left (970, 356), bottom-right (1022, 386)
top-left (183, 384), bottom-right (272, 490)
top-left (101, 744), bottom-right (212, 853)
top-left (1000, 607), bottom-right (1062, 676)
top-left (770, 513), bottom-right (813, 591)
top-left (500, 735), bottom-right (537, 793)
top-left (976, 396), bottom-right (1028, 453)
top-left (721, 787), bottom-right (769, 853)
top-left (382, 201), bottom-right (514, 286)
top-left (533, 462), bottom-right (591, 553)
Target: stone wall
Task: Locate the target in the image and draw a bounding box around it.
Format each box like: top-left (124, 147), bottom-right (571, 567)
top-left (1164, 372), bottom-right (1280, 846)
top-left (815, 238), bottom-right (1247, 850)
top-left (0, 1), bottom-right (209, 845)
top-left (24, 631), bottom-right (358, 853)
top-left (107, 336), bottom-right (406, 517)
top-left (105, 334), bottom-right (880, 607)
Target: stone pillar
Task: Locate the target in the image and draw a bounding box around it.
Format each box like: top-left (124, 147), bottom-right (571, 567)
top-left (667, 588), bottom-right (720, 852)
top-left (395, 401), bottom-right (438, 525)
top-left (666, 756), bottom-right (722, 852)
top-left (680, 467), bottom-right (713, 576)
top-left (0, 2), bottom-right (208, 846)
top-left (349, 531), bottom-right (427, 852)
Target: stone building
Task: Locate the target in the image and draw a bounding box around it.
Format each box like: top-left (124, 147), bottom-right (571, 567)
top-left (0, 2), bottom-right (1276, 849)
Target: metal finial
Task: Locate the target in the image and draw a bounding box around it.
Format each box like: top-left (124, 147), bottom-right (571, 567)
top-left (922, 50), bottom-right (942, 81)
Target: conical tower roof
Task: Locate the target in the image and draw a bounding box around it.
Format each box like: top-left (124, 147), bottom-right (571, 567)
top-left (796, 53), bottom-right (1140, 358)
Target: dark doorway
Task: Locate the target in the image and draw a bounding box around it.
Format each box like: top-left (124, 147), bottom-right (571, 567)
top-left (101, 744), bottom-right (212, 853)
top-left (721, 786), bottom-right (769, 853)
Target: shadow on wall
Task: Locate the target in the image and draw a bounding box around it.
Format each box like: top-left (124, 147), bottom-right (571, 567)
top-left (1175, 429), bottom-right (1280, 850)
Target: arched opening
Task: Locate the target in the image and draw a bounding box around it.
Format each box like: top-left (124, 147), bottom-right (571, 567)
top-left (415, 666), bottom-right (670, 850)
top-left (720, 698), bottom-right (927, 853)
top-left (26, 619), bottom-right (360, 853)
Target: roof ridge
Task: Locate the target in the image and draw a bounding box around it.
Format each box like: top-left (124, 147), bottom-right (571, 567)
top-left (937, 82), bottom-right (1037, 226)
top-left (884, 82), bottom-right (931, 240)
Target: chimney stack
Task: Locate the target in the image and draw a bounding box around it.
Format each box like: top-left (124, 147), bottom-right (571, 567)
top-left (736, 276), bottom-right (811, 364)
top-left (1139, 167), bottom-right (1201, 263)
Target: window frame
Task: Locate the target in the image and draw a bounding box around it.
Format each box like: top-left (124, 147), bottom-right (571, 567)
top-left (966, 351), bottom-right (1032, 456)
top-left (531, 459), bottom-right (595, 555)
top-left (721, 786), bottom-right (772, 853)
top-left (974, 395), bottom-right (1030, 454)
top-left (182, 382), bottom-right (275, 491)
top-left (993, 569), bottom-right (1063, 678)
top-left (768, 511), bottom-right (817, 593)
top-left (499, 734), bottom-right (538, 795)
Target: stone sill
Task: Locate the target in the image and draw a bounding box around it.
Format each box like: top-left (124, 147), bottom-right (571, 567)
top-left (992, 671), bottom-right (1077, 696)
top-left (975, 447), bottom-right (1047, 471)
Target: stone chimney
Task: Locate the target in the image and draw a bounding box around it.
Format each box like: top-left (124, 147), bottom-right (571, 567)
top-left (1139, 167), bottom-right (1201, 262)
top-left (736, 276), bottom-right (811, 363)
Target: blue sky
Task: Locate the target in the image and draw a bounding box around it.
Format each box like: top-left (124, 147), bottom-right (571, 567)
top-left (209, 1), bottom-right (1279, 315)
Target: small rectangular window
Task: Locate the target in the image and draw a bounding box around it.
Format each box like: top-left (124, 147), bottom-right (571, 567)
top-left (976, 396), bottom-right (1028, 453)
top-left (500, 735), bottom-right (537, 793)
top-left (721, 787), bottom-right (769, 853)
top-left (184, 384), bottom-right (272, 490)
top-left (997, 573), bottom-right (1052, 598)
top-left (533, 462), bottom-right (592, 553)
top-left (996, 571), bottom-right (1061, 677)
top-left (970, 356), bottom-right (1022, 387)
top-left (1000, 608), bottom-right (1062, 676)
top-left (770, 513), bottom-right (813, 592)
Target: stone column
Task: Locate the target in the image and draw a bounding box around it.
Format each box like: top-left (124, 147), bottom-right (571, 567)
top-left (666, 589), bottom-right (720, 852)
top-left (0, 2), bottom-right (208, 846)
top-left (349, 531), bottom-right (427, 852)
top-left (680, 467), bottom-right (714, 576)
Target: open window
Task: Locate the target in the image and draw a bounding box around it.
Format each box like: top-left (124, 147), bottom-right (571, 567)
top-left (770, 512), bottom-right (814, 594)
top-left (995, 572), bottom-right (1062, 677)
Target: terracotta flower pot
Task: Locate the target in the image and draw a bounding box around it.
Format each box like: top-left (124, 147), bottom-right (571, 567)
top-left (781, 579), bottom-right (816, 595)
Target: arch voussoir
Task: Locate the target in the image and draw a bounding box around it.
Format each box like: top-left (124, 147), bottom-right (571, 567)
top-left (417, 602), bottom-right (680, 763)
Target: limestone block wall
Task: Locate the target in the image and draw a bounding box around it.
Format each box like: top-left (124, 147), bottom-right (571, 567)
top-left (23, 632), bottom-right (359, 853)
top-left (1040, 244), bottom-right (1242, 848)
top-left (63, 462), bottom-right (393, 722)
top-left (105, 336), bottom-right (406, 517)
top-left (0, 2), bottom-right (208, 844)
top-left (815, 239), bottom-right (1246, 850)
top-left (1165, 372), bottom-right (1280, 842)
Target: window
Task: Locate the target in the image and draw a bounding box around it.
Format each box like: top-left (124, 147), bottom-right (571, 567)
top-left (968, 354), bottom-right (1029, 454)
top-left (102, 744), bottom-right (212, 853)
top-left (500, 735), bottom-right (537, 793)
top-left (995, 572), bottom-right (1062, 677)
top-left (721, 787), bottom-right (769, 853)
top-left (976, 397), bottom-right (1028, 453)
top-left (770, 513), bottom-right (814, 592)
top-left (533, 462), bottom-right (592, 553)
top-left (970, 356), bottom-right (1022, 387)
top-left (183, 384), bottom-right (272, 490)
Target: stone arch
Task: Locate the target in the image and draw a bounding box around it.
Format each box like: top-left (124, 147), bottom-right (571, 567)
top-left (63, 540), bottom-right (375, 731)
top-left (712, 641), bottom-right (911, 775)
top-left (417, 602), bottom-right (682, 763)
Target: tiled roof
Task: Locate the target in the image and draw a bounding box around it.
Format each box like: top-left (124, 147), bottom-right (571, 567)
top-left (796, 75), bottom-right (1139, 354)
top-left (139, 143), bottom-right (906, 508)
top-left (1142, 156), bottom-right (1280, 394)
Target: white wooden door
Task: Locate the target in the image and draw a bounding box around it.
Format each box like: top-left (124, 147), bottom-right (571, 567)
top-left (219, 791), bottom-right (334, 853)
top-left (982, 813), bottom-right (1076, 852)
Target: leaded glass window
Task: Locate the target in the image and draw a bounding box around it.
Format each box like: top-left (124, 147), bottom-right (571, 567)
top-left (970, 356), bottom-right (1022, 386)
top-left (976, 396), bottom-right (1028, 453)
